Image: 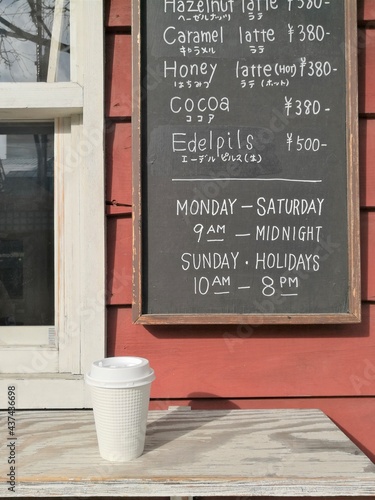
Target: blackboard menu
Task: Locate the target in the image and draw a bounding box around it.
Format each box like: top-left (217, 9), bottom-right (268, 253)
top-left (133, 0), bottom-right (360, 324)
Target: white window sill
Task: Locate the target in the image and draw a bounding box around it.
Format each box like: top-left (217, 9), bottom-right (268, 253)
top-left (0, 82), bottom-right (83, 119)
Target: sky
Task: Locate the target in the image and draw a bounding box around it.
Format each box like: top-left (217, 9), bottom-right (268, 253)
top-left (0, 0), bottom-right (70, 82)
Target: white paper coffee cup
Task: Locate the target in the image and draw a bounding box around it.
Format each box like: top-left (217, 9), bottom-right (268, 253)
top-left (85, 357), bottom-right (155, 461)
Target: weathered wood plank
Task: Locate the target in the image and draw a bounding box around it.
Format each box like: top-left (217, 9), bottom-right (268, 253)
top-left (1, 409), bottom-right (375, 497)
top-left (149, 398), bottom-right (375, 463)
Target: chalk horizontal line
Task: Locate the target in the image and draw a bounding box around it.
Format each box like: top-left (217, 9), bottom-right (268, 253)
top-left (172, 178), bottom-right (322, 183)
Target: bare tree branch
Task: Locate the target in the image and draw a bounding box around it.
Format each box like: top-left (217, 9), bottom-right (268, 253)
top-left (27, 0), bottom-right (52, 38)
top-left (0, 15), bottom-right (69, 51)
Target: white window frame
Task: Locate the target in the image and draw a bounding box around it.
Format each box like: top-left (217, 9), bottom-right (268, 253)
top-left (0, 0), bottom-right (105, 408)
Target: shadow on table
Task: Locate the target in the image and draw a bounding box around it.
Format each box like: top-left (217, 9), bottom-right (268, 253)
top-left (144, 393), bottom-right (239, 455)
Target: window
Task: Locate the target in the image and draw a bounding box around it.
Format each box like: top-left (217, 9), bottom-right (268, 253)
top-left (0, 0), bottom-right (70, 82)
top-left (0, 0), bottom-right (105, 408)
top-left (0, 123), bottom-right (54, 327)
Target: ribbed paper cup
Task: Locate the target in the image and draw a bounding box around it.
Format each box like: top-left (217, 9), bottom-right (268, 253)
top-left (85, 357), bottom-right (155, 461)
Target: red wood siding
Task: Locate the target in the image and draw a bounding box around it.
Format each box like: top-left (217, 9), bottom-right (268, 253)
top-left (106, 122), bottom-right (132, 216)
top-left (105, 34), bottom-right (132, 118)
top-left (358, 29), bottom-right (375, 114)
top-left (359, 119), bottom-right (375, 207)
top-left (106, 0), bottom-right (132, 28)
top-left (358, 0), bottom-right (375, 20)
top-left (105, 0), bottom-right (375, 470)
top-left (361, 212), bottom-right (375, 301)
top-left (107, 304), bottom-right (375, 398)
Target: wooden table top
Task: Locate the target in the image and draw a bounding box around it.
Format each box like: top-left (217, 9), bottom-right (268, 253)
top-left (1, 408), bottom-right (375, 497)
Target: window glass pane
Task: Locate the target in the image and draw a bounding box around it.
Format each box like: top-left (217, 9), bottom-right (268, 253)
top-left (0, 0), bottom-right (70, 82)
top-left (0, 123), bottom-right (54, 326)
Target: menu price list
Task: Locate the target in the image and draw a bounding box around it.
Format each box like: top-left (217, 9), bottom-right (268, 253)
top-left (141, 0), bottom-right (349, 315)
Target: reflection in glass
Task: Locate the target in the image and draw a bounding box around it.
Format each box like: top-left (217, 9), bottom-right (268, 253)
top-left (0, 0), bottom-right (70, 82)
top-left (0, 123), bottom-right (54, 326)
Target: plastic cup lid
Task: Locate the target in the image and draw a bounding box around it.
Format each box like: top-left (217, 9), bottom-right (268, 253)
top-left (85, 356), bottom-right (155, 388)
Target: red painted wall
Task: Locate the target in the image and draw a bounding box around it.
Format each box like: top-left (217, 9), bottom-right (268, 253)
top-left (105, 0), bottom-right (375, 472)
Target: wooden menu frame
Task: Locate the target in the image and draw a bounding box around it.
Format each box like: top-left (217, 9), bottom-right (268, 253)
top-left (132, 0), bottom-right (360, 325)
